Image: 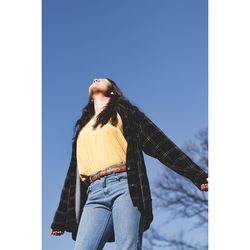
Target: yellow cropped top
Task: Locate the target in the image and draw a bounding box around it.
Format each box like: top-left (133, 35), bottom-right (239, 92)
top-left (76, 112), bottom-right (128, 182)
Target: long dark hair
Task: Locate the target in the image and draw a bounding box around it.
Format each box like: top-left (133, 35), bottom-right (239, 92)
top-left (72, 78), bottom-right (139, 142)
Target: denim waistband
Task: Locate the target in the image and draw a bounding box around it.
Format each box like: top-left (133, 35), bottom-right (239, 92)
top-left (88, 162), bottom-right (127, 184)
top-left (88, 168), bottom-right (128, 191)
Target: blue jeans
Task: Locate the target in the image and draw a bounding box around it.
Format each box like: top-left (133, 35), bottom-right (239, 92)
top-left (74, 164), bottom-right (145, 250)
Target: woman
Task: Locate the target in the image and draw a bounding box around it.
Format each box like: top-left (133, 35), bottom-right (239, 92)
top-left (50, 78), bottom-right (208, 250)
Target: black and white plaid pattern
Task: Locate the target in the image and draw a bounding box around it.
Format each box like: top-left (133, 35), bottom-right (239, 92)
top-left (50, 101), bottom-right (208, 242)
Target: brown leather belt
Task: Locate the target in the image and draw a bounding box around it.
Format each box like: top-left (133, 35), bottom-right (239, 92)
top-left (81, 163), bottom-right (127, 185)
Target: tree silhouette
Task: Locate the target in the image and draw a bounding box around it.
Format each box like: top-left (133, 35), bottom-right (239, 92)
top-left (143, 127), bottom-right (208, 250)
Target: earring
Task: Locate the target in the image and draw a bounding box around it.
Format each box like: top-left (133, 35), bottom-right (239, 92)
top-left (110, 92), bottom-right (115, 95)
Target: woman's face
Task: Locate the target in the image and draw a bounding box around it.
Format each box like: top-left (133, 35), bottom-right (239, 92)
top-left (88, 78), bottom-right (112, 97)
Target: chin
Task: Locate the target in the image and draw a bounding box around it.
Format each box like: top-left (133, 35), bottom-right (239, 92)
top-left (92, 87), bottom-right (104, 95)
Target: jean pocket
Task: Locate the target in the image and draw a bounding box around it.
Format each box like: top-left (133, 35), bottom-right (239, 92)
top-left (116, 171), bottom-right (128, 181)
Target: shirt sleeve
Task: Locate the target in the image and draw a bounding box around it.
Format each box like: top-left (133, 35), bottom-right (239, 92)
top-left (50, 165), bottom-right (71, 230)
top-left (131, 106), bottom-right (208, 190)
top-left (50, 141), bottom-right (76, 230)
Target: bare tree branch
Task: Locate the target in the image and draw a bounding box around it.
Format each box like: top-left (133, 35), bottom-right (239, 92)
top-left (143, 127), bottom-right (208, 250)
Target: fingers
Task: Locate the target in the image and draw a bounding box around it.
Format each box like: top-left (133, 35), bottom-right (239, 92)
top-left (200, 176), bottom-right (209, 191)
top-left (201, 182), bottom-right (208, 191)
top-left (50, 229), bottom-right (64, 236)
top-left (51, 231), bottom-right (63, 235)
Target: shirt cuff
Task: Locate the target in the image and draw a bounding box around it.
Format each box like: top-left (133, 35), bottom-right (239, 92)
top-left (194, 172), bottom-right (208, 190)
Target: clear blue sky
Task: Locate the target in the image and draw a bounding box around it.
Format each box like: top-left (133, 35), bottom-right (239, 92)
top-left (43, 0), bottom-right (208, 249)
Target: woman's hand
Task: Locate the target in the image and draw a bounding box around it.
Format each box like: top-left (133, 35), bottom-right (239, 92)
top-left (200, 177), bottom-right (208, 191)
top-left (50, 228), bottom-right (65, 236)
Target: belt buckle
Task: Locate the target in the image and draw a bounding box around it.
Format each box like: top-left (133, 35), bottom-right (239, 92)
top-left (89, 175), bottom-right (94, 183)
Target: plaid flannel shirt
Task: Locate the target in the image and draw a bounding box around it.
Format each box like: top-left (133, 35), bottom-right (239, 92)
top-left (50, 101), bottom-right (208, 242)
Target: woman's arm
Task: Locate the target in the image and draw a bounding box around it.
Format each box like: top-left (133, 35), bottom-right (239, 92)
top-left (132, 106), bottom-right (208, 191)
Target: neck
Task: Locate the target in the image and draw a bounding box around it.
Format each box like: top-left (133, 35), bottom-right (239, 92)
top-left (92, 93), bottom-right (111, 115)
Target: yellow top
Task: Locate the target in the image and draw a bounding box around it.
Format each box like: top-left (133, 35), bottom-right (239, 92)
top-left (76, 112), bottom-right (128, 182)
